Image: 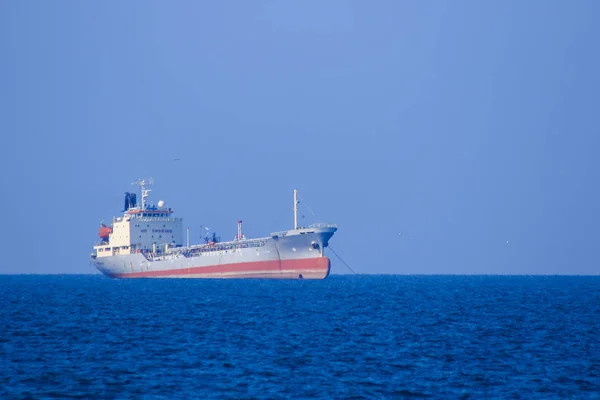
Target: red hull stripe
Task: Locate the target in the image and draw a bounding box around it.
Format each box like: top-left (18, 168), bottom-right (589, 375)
top-left (111, 257), bottom-right (330, 278)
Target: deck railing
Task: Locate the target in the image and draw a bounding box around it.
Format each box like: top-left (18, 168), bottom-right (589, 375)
top-left (308, 223), bottom-right (338, 229)
top-left (159, 238), bottom-right (269, 259)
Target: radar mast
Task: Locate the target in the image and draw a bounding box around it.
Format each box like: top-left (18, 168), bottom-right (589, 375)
top-left (132, 178), bottom-right (153, 210)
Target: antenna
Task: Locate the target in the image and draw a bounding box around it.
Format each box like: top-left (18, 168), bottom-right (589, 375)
top-left (132, 178), bottom-right (153, 210)
top-left (293, 189), bottom-right (299, 230)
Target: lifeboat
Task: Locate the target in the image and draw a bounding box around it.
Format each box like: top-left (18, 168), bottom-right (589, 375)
top-left (98, 224), bottom-right (113, 240)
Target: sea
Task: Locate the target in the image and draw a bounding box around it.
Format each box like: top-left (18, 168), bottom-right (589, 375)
top-left (0, 275), bottom-right (598, 399)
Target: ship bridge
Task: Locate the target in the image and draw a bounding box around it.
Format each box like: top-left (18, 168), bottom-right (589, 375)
top-left (126, 208), bottom-right (174, 218)
top-left (93, 179), bottom-right (184, 258)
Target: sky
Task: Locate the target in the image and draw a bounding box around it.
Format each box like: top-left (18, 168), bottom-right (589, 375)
top-left (0, 1), bottom-right (599, 275)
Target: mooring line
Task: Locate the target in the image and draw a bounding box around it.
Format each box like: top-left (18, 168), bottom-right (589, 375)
top-left (328, 246), bottom-right (357, 275)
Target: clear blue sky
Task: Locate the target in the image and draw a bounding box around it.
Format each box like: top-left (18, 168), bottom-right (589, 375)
top-left (1, 1), bottom-right (598, 274)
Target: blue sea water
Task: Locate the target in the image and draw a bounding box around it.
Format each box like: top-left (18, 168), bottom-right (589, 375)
top-left (0, 275), bottom-right (598, 399)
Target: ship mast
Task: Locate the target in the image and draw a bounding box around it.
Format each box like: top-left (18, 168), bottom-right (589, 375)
top-left (132, 178), bottom-right (153, 210)
top-left (293, 189), bottom-right (298, 230)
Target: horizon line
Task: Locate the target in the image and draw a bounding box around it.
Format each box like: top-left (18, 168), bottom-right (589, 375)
top-left (0, 272), bottom-right (598, 277)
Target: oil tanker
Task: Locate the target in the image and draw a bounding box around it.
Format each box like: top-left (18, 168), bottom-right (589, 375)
top-left (90, 179), bottom-right (337, 279)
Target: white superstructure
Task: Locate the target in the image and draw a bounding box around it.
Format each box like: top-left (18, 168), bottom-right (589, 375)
top-left (94, 179), bottom-right (184, 258)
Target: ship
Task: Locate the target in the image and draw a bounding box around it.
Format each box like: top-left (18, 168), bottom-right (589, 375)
top-left (90, 179), bottom-right (337, 279)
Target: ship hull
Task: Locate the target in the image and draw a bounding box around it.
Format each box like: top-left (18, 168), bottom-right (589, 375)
top-left (104, 257), bottom-right (330, 279)
top-left (91, 226), bottom-right (336, 279)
